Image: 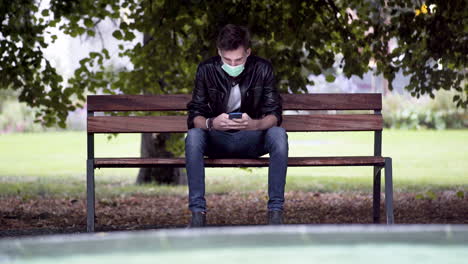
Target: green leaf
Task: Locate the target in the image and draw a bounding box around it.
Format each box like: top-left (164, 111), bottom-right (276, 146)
top-left (325, 74), bottom-right (336, 82)
top-left (84, 18), bottom-right (94, 28)
top-left (415, 194), bottom-right (424, 200)
top-left (124, 31), bottom-right (136, 41)
top-left (456, 191), bottom-right (464, 199)
top-left (41, 9), bottom-right (49, 17)
top-left (112, 30), bottom-right (123, 40)
top-left (89, 52), bottom-right (100, 58)
top-left (425, 190), bottom-right (437, 200)
top-left (76, 27), bottom-right (86, 35)
top-left (49, 19), bottom-right (58, 27)
top-left (102, 49), bottom-right (110, 59)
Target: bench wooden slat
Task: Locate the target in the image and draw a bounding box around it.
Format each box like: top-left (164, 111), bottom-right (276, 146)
top-left (87, 94), bottom-right (191, 111)
top-left (87, 93), bottom-right (381, 111)
top-left (282, 93), bottom-right (381, 110)
top-left (281, 114), bottom-right (382, 131)
top-left (87, 114), bottom-right (383, 133)
top-left (88, 116), bottom-right (187, 133)
top-left (94, 156), bottom-right (385, 168)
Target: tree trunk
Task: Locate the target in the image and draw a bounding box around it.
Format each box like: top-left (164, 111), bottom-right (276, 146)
top-left (136, 31), bottom-right (186, 185)
top-left (136, 133), bottom-right (187, 185)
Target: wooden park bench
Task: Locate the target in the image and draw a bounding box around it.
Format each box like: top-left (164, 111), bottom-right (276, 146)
top-left (86, 93), bottom-right (394, 232)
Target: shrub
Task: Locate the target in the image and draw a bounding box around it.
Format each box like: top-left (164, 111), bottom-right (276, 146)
top-left (382, 90), bottom-right (467, 130)
top-left (0, 99), bottom-right (86, 133)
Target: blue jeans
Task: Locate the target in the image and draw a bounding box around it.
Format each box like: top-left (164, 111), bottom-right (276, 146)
top-left (185, 127), bottom-right (288, 212)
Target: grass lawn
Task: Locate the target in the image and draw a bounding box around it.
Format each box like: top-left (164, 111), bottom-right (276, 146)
top-left (0, 130), bottom-right (466, 197)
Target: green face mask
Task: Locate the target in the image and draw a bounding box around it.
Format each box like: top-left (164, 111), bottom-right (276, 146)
top-left (222, 63), bottom-right (245, 77)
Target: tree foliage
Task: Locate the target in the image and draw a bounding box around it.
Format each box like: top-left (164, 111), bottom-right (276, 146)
top-left (1, 0), bottom-right (466, 129)
top-left (362, 1), bottom-right (467, 105)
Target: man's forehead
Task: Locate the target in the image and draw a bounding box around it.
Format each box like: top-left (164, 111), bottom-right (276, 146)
top-left (219, 47), bottom-right (249, 59)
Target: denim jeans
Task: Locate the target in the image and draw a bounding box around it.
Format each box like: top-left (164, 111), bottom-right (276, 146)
top-left (185, 126), bottom-right (288, 212)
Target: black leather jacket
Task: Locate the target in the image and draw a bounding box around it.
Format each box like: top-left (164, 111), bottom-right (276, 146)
top-left (187, 55), bottom-right (282, 129)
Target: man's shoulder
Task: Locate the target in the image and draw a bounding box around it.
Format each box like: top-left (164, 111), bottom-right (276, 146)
top-left (247, 55), bottom-right (273, 72)
top-left (249, 55), bottom-right (272, 66)
top-left (197, 56), bottom-right (220, 70)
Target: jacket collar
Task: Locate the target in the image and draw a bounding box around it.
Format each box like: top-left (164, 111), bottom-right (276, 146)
top-left (215, 55), bottom-right (255, 111)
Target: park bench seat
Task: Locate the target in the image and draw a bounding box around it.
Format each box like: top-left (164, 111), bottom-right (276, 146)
top-left (94, 156), bottom-right (386, 168)
top-left (86, 93), bottom-right (394, 232)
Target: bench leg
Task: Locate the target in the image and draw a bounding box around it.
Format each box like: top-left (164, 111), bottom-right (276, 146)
top-left (87, 159), bottom-right (95, 232)
top-left (372, 166), bottom-right (382, 223)
top-left (384, 157), bottom-right (394, 224)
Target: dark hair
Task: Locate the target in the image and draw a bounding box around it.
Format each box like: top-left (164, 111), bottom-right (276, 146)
top-left (216, 24), bottom-right (251, 51)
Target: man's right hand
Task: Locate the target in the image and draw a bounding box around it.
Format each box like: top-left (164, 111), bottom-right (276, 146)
top-left (212, 113), bottom-right (248, 131)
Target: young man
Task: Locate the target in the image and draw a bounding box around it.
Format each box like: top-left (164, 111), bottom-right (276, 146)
top-left (185, 24), bottom-right (288, 227)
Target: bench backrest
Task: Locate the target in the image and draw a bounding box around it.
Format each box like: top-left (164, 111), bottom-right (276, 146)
top-left (86, 94), bottom-right (383, 133)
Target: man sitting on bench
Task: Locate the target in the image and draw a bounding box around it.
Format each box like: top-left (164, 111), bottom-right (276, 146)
top-left (186, 24), bottom-right (288, 227)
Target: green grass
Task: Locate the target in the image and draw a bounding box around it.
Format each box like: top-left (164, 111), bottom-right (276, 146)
top-left (0, 130), bottom-right (467, 197)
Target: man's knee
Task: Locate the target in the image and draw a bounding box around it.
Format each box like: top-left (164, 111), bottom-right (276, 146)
top-left (266, 126), bottom-right (287, 142)
top-left (185, 128), bottom-right (207, 150)
top-left (265, 127), bottom-right (288, 153)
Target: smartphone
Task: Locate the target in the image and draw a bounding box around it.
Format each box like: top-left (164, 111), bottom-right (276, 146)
top-left (228, 112), bottom-right (243, 119)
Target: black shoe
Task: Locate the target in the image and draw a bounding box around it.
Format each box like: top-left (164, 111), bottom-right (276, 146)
top-left (188, 212), bottom-right (206, 228)
top-left (268, 210), bottom-right (284, 225)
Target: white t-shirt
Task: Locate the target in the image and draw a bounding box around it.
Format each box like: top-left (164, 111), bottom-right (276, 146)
top-left (226, 83), bottom-right (241, 113)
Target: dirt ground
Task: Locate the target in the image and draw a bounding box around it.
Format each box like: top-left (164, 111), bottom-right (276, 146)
top-left (1, 191), bottom-right (466, 238)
